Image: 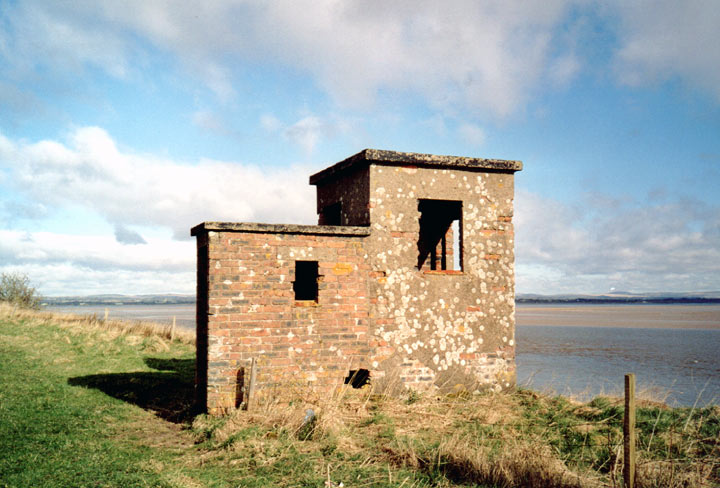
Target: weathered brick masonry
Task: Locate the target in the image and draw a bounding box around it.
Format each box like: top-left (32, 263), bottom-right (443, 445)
top-left (192, 149), bottom-right (522, 415)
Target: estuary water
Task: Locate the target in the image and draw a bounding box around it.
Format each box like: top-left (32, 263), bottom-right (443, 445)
top-left (46, 304), bottom-right (196, 329)
top-left (516, 304), bottom-right (720, 406)
top-left (47, 303), bottom-right (720, 406)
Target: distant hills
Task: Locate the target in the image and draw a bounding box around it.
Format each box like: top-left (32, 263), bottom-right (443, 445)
top-left (517, 291), bottom-right (720, 304)
top-left (42, 294), bottom-right (196, 306)
top-left (41, 291), bottom-right (720, 306)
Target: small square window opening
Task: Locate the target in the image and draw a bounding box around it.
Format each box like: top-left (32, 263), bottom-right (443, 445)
top-left (293, 261), bottom-right (319, 301)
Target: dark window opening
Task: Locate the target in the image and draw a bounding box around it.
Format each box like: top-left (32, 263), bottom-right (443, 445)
top-left (293, 261), bottom-right (319, 301)
top-left (344, 369), bottom-right (370, 389)
top-left (417, 199), bottom-right (463, 271)
top-left (319, 202), bottom-right (342, 225)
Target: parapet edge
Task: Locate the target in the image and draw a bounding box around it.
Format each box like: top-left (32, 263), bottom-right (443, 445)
top-left (309, 148), bottom-right (523, 185)
top-left (190, 221), bottom-right (372, 237)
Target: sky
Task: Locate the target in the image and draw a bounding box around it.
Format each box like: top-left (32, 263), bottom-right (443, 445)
top-left (1, 0), bottom-right (719, 296)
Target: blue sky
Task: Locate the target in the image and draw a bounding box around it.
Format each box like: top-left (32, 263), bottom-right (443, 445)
top-left (1, 1), bottom-right (719, 296)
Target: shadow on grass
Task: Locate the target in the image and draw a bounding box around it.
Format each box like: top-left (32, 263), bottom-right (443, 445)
top-left (68, 357), bottom-right (196, 423)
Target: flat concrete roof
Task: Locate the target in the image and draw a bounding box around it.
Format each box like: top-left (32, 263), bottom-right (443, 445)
top-left (191, 221), bottom-right (371, 237)
top-left (309, 148), bottom-right (522, 185)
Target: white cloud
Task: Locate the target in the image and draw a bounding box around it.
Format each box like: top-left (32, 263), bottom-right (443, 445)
top-left (0, 230), bottom-right (190, 271)
top-left (0, 229), bottom-right (194, 295)
top-left (4, 1), bottom-right (719, 118)
top-left (260, 114), bottom-right (282, 132)
top-left (192, 110), bottom-right (243, 140)
top-left (514, 190), bottom-right (720, 294)
top-left (284, 116), bottom-right (324, 154)
top-left (547, 54), bottom-right (581, 87)
top-left (0, 2), bottom-right (131, 80)
top-left (0, 127), bottom-right (317, 239)
top-left (0, 0), bottom-right (583, 119)
top-left (2, 128), bottom-right (719, 295)
top-left (612, 0), bottom-right (720, 100)
top-left (192, 110), bottom-right (223, 133)
top-left (458, 124), bottom-right (486, 146)
top-left (0, 125), bottom-right (323, 295)
top-left (261, 113), bottom-right (350, 154)
top-left (4, 262), bottom-right (195, 297)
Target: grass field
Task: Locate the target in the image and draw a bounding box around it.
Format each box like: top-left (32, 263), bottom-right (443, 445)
top-left (1, 304), bottom-right (718, 487)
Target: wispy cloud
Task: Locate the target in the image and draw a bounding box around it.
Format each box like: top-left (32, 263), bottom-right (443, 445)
top-left (515, 190), bottom-right (720, 293)
top-left (3, 1), bottom-right (719, 118)
top-left (260, 113), bottom-right (350, 155)
top-left (0, 1), bottom-right (574, 119)
top-left (458, 124), bottom-right (486, 146)
top-left (613, 0), bottom-right (720, 100)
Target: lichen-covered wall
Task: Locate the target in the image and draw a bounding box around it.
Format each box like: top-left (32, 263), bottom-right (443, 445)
top-left (362, 165), bottom-right (516, 393)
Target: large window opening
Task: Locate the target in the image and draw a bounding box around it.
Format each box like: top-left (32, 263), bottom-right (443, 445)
top-left (417, 199), bottom-right (463, 271)
top-left (293, 261), bottom-right (319, 301)
top-left (319, 202), bottom-right (342, 225)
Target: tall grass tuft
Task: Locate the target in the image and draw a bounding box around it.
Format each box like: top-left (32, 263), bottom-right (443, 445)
top-left (0, 302), bottom-right (194, 344)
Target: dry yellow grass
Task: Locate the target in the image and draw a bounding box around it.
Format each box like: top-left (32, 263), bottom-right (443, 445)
top-left (192, 382), bottom-right (613, 488)
top-left (0, 302), bottom-right (195, 345)
top-left (4, 303), bottom-right (716, 487)
top-left (190, 374), bottom-right (718, 488)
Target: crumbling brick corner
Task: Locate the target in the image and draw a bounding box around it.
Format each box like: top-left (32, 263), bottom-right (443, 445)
top-left (192, 149), bottom-right (522, 415)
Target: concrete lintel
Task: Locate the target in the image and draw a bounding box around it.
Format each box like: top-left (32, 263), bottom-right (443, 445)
top-left (191, 221), bottom-right (371, 237)
top-left (309, 148), bottom-right (523, 185)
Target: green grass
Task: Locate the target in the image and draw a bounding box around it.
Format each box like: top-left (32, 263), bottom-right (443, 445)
top-left (0, 311), bottom-right (197, 487)
top-left (0, 308), bottom-right (438, 487)
top-left (1, 306), bottom-right (718, 488)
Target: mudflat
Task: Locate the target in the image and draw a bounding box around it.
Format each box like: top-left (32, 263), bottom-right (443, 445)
top-left (516, 304), bottom-right (720, 329)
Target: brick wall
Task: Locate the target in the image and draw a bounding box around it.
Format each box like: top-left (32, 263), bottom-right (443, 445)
top-left (193, 223), bottom-right (371, 415)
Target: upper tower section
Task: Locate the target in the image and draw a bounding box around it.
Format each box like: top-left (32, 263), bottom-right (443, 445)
top-left (309, 149), bottom-right (522, 227)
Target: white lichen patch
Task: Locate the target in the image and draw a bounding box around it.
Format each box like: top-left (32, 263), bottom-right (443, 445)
top-left (361, 165), bottom-right (516, 392)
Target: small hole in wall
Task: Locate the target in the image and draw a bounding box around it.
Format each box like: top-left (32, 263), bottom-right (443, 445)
top-left (344, 369), bottom-right (370, 389)
top-left (293, 261), bottom-right (319, 301)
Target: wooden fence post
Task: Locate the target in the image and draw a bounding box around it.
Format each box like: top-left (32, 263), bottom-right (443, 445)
top-left (624, 373), bottom-right (636, 488)
top-left (245, 358), bottom-right (258, 411)
top-left (171, 316), bottom-right (176, 341)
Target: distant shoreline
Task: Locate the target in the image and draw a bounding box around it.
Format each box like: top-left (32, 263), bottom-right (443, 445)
top-left (517, 297), bottom-right (720, 305)
top-left (40, 294), bottom-right (720, 307)
top-left (43, 300), bottom-right (720, 331)
top-left (41, 296), bottom-right (195, 307)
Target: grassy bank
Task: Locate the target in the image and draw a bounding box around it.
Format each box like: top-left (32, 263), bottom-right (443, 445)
top-left (1, 305), bottom-right (717, 487)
